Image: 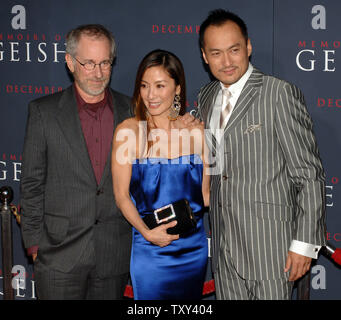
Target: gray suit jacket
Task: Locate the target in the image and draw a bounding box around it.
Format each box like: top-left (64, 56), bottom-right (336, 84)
top-left (198, 67), bottom-right (326, 280)
top-left (20, 85), bottom-right (133, 278)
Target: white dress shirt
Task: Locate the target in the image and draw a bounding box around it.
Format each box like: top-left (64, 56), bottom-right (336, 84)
top-left (209, 63), bottom-right (253, 135)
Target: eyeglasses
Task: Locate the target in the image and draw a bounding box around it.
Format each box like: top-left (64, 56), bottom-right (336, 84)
top-left (73, 56), bottom-right (112, 71)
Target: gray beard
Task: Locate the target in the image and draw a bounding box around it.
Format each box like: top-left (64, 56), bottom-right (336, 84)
top-left (76, 78), bottom-right (110, 96)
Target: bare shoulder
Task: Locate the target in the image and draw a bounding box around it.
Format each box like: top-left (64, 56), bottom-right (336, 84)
top-left (113, 117), bottom-right (139, 148)
top-left (113, 117), bottom-right (147, 159)
top-left (116, 117), bottom-right (139, 132)
top-left (114, 118), bottom-right (141, 142)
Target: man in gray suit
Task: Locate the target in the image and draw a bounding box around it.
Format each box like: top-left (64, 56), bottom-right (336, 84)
top-left (197, 10), bottom-right (326, 299)
top-left (20, 24), bottom-right (132, 299)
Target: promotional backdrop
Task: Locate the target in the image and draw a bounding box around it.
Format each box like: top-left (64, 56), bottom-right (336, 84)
top-left (0, 0), bottom-right (340, 300)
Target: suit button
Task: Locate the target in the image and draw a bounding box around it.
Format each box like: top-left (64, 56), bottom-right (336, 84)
top-left (218, 202), bottom-right (222, 208)
top-left (96, 189), bottom-right (103, 195)
top-left (222, 175), bottom-right (228, 180)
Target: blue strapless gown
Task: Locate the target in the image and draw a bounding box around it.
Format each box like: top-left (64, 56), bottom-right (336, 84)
top-left (129, 154), bottom-right (208, 300)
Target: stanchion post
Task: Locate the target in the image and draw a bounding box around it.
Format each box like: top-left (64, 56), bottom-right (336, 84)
top-left (0, 186), bottom-right (14, 300)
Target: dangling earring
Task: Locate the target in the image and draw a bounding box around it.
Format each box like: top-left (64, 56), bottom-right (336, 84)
top-left (168, 94), bottom-right (181, 121)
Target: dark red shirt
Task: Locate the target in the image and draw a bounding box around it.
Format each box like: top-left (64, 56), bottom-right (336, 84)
top-left (75, 85), bottom-right (114, 185)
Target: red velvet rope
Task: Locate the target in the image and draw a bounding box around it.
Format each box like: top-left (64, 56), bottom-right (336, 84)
top-left (331, 248), bottom-right (341, 266)
top-left (124, 279), bottom-right (216, 298)
top-left (124, 285), bottom-right (134, 298)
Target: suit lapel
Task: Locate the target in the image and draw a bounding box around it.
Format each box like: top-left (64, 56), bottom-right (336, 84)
top-left (55, 86), bottom-right (97, 184)
top-left (98, 145), bottom-right (112, 188)
top-left (99, 89), bottom-right (115, 187)
top-left (200, 81), bottom-right (220, 155)
top-left (98, 89), bottom-right (123, 188)
top-left (223, 68), bottom-right (263, 136)
top-left (201, 81), bottom-right (220, 131)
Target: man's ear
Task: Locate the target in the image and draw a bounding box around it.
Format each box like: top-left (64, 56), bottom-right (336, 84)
top-left (247, 38), bottom-right (252, 58)
top-left (65, 53), bottom-right (75, 73)
top-left (201, 48), bottom-right (209, 64)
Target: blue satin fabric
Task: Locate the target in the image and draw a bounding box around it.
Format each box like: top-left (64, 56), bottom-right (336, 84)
top-left (129, 154), bottom-right (208, 300)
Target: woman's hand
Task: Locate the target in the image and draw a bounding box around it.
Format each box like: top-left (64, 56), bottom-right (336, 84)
top-left (143, 220), bottom-right (180, 247)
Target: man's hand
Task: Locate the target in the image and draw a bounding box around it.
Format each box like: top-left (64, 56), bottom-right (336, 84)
top-left (284, 251), bottom-right (312, 281)
top-left (178, 112), bottom-right (203, 128)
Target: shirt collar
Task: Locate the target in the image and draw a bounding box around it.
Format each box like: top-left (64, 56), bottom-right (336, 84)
top-left (74, 84), bottom-right (112, 113)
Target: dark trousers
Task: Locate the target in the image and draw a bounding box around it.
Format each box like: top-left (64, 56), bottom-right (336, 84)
top-left (34, 244), bottom-right (129, 300)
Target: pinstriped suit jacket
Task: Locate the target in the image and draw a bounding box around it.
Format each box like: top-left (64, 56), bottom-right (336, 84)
top-left (198, 67), bottom-right (326, 280)
top-left (20, 86), bottom-right (133, 278)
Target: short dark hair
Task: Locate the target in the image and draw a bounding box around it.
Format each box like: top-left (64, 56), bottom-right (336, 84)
top-left (199, 9), bottom-right (248, 48)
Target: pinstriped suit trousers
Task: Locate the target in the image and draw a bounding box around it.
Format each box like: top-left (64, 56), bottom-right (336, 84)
top-left (215, 245), bottom-right (294, 300)
top-left (214, 191), bottom-right (294, 300)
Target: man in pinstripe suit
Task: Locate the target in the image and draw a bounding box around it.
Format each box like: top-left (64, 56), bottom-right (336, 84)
top-left (20, 25), bottom-right (132, 299)
top-left (197, 10), bottom-right (326, 299)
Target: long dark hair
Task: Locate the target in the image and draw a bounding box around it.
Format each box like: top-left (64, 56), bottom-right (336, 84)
top-left (132, 49), bottom-right (187, 154)
top-left (133, 49), bottom-right (186, 121)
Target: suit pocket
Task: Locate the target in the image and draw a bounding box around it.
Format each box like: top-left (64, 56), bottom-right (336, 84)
top-left (44, 213), bottom-right (69, 245)
top-left (254, 201), bottom-right (294, 222)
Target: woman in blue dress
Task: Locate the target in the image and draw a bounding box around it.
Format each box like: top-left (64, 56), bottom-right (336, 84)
top-left (112, 50), bottom-right (209, 300)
